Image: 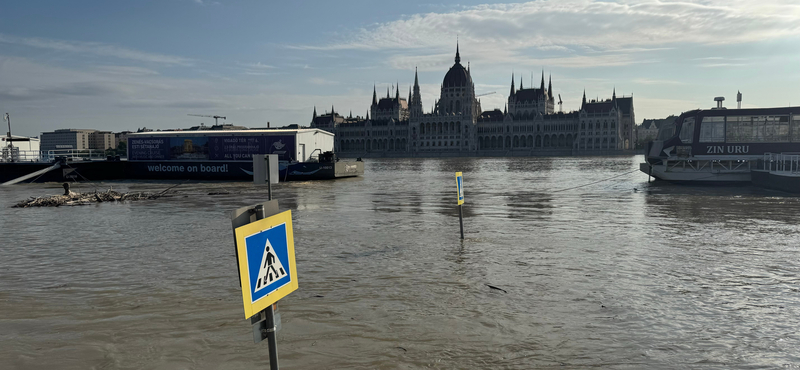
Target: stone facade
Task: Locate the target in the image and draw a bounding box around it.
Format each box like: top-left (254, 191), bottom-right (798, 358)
top-left (311, 45), bottom-right (635, 156)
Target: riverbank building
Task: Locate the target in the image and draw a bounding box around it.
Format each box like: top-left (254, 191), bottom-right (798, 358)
top-left (311, 44), bottom-right (635, 156)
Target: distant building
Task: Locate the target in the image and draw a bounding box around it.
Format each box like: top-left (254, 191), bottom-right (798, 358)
top-left (2, 134), bottom-right (40, 162)
top-left (311, 43), bottom-right (635, 155)
top-left (636, 115), bottom-right (676, 148)
top-left (115, 131), bottom-right (134, 148)
top-left (40, 129), bottom-right (114, 152)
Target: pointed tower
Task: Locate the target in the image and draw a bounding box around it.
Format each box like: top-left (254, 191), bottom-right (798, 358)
top-left (387, 86), bottom-right (390, 99)
top-left (372, 84), bottom-right (377, 106)
top-left (582, 89), bottom-right (587, 109)
top-left (313, 106), bottom-right (317, 119)
top-left (411, 67), bottom-right (423, 118)
top-left (455, 42), bottom-right (461, 64)
top-left (331, 105), bottom-right (335, 116)
top-left (520, 76), bottom-right (523, 90)
top-left (540, 70), bottom-right (545, 95)
top-left (510, 73), bottom-right (516, 96)
top-left (548, 75), bottom-right (553, 100)
top-left (395, 82), bottom-right (399, 100)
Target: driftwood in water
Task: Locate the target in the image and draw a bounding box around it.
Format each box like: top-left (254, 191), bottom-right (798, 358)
top-left (13, 189), bottom-right (160, 208)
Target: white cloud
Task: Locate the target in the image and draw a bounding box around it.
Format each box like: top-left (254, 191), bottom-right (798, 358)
top-left (632, 78), bottom-right (684, 85)
top-left (309, 1), bottom-right (800, 51)
top-left (0, 33), bottom-right (192, 65)
top-left (288, 0), bottom-right (800, 71)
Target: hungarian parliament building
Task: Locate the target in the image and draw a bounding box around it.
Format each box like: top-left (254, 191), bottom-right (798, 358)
top-left (311, 45), bottom-right (634, 156)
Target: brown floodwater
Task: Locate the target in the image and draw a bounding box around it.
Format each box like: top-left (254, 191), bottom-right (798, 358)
top-left (1, 155), bottom-right (800, 369)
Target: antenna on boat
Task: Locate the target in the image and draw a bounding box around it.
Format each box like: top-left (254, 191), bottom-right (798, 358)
top-left (737, 91), bottom-right (742, 109)
top-left (714, 96), bottom-right (725, 109)
top-left (3, 113), bottom-right (12, 163)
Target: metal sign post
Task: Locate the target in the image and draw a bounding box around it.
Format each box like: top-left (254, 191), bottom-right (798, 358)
top-left (255, 204), bottom-right (279, 370)
top-left (231, 195), bottom-right (297, 370)
top-left (456, 172), bottom-right (465, 240)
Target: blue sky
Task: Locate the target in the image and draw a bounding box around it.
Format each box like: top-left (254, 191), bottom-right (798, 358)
top-left (2, 0), bottom-right (800, 137)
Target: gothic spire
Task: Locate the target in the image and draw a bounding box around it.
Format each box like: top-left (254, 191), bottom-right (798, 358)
top-left (331, 105), bottom-right (335, 115)
top-left (540, 70), bottom-right (545, 93)
top-left (313, 106), bottom-right (317, 119)
top-left (455, 41), bottom-right (461, 64)
top-left (395, 82), bottom-right (399, 100)
top-left (387, 86), bottom-right (390, 99)
top-left (548, 74), bottom-right (553, 100)
top-left (510, 72), bottom-right (515, 95)
top-left (414, 67), bottom-right (419, 88)
top-left (582, 89), bottom-right (587, 108)
top-left (520, 75), bottom-right (523, 90)
top-left (372, 84), bottom-right (377, 105)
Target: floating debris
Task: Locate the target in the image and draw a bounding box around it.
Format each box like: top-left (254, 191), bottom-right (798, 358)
top-left (14, 189), bottom-right (160, 208)
top-left (486, 284), bottom-right (508, 293)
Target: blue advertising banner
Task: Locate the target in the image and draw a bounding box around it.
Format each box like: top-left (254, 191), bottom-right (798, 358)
top-left (129, 135), bottom-right (296, 161)
top-left (169, 137), bottom-right (209, 160)
top-left (128, 138), bottom-right (170, 160)
top-left (209, 136), bottom-right (265, 160)
top-left (262, 135), bottom-right (295, 162)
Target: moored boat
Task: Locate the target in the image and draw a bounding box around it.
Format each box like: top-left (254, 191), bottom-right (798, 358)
top-left (641, 103), bottom-right (800, 183)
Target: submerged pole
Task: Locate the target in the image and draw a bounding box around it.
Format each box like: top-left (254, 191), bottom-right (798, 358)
top-left (458, 204), bottom-right (464, 240)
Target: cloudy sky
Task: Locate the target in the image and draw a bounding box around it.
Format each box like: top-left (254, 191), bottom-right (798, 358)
top-left (2, 0), bottom-right (800, 137)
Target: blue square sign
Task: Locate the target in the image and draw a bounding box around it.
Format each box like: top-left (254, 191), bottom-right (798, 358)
top-left (234, 210), bottom-right (298, 319)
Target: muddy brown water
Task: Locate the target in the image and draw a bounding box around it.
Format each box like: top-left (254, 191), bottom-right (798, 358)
top-left (1, 155), bottom-right (799, 369)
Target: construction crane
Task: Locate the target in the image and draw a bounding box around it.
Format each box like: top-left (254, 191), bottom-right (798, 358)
top-left (476, 91), bottom-right (496, 98)
top-left (558, 94), bottom-right (563, 113)
top-left (188, 114), bottom-right (226, 125)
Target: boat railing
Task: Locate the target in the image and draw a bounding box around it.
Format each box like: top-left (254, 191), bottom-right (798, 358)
top-left (663, 156), bottom-right (751, 173)
top-left (1, 149), bottom-right (46, 163)
top-left (762, 152), bottom-right (800, 174)
top-left (0, 149), bottom-right (107, 163)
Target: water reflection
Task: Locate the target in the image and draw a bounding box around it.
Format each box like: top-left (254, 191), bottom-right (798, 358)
top-left (2, 155), bottom-right (800, 369)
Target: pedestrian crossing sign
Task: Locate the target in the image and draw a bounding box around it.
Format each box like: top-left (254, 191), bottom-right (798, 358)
top-left (456, 172), bottom-right (464, 205)
top-left (234, 210), bottom-right (298, 319)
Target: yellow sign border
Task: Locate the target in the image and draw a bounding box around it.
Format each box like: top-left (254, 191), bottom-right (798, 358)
top-left (455, 172), bottom-right (464, 205)
top-left (234, 210), bottom-right (298, 319)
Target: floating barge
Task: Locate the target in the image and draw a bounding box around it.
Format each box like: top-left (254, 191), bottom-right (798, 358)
top-left (1, 128), bottom-right (363, 184)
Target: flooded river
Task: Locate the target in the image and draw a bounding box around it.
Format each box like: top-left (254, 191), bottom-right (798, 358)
top-left (2, 155), bottom-right (800, 369)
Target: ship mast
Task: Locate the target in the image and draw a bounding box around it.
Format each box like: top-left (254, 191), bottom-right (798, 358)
top-left (4, 113), bottom-right (12, 162)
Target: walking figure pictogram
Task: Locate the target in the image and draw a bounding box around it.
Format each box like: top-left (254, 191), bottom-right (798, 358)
top-left (255, 239), bottom-right (287, 292)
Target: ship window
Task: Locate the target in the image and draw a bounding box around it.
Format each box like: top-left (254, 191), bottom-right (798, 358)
top-left (679, 117), bottom-right (695, 143)
top-left (699, 116), bottom-right (725, 142)
top-left (792, 115), bottom-right (800, 142)
top-left (726, 116), bottom-right (751, 142)
top-left (657, 120), bottom-right (676, 140)
top-left (727, 115), bottom-right (790, 143)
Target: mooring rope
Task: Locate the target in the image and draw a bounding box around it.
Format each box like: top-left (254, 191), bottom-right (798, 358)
top-left (551, 169), bottom-right (641, 193)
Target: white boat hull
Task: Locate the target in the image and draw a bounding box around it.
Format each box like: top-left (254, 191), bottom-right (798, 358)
top-left (639, 162), bottom-right (751, 183)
